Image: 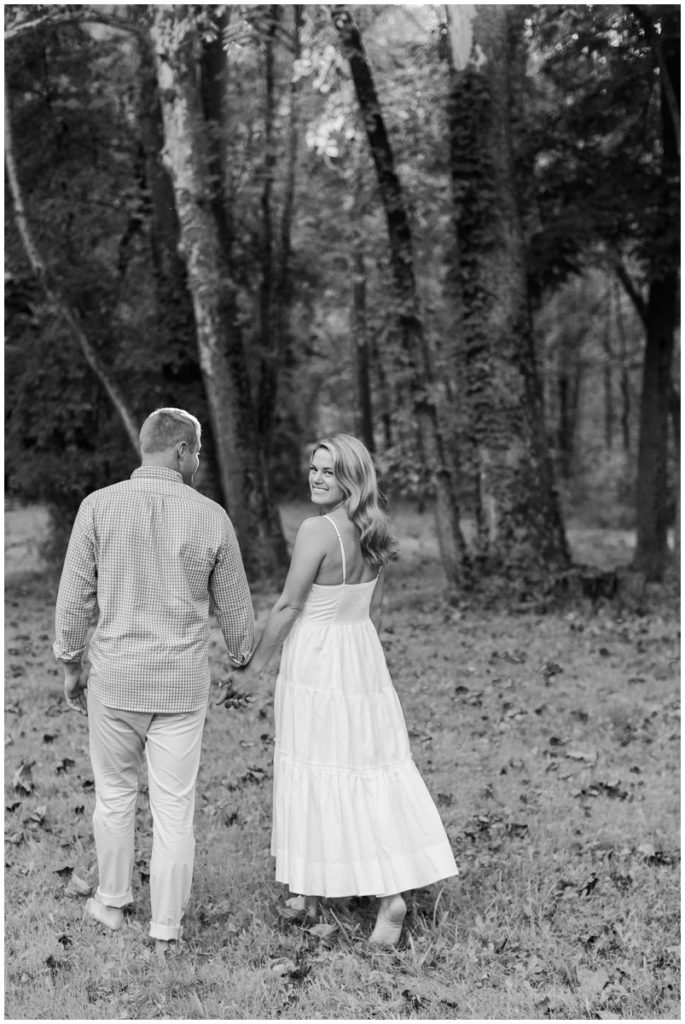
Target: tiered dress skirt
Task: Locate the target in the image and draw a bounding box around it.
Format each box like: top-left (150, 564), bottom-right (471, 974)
top-left (271, 580), bottom-right (458, 897)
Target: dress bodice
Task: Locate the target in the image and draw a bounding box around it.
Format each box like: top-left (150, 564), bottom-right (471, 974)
top-left (299, 514), bottom-right (378, 624)
top-left (300, 580), bottom-right (378, 624)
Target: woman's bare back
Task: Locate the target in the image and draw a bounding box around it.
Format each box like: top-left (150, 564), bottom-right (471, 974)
top-left (313, 511), bottom-right (377, 586)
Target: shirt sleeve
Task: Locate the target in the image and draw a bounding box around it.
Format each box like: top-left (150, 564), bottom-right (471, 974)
top-left (209, 513), bottom-right (255, 665)
top-left (52, 499), bottom-right (98, 664)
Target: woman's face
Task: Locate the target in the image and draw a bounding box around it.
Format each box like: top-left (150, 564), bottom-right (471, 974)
top-left (309, 448), bottom-right (345, 511)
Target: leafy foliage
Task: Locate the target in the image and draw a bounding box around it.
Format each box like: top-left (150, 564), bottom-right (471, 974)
top-left (4, 4), bottom-right (679, 563)
top-left (524, 4), bottom-right (679, 297)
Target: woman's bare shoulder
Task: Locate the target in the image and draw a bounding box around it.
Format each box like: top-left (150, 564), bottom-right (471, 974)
top-left (295, 516), bottom-right (333, 543)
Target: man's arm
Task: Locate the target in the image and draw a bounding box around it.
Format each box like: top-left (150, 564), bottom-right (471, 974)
top-left (209, 515), bottom-right (256, 666)
top-left (53, 499), bottom-right (98, 713)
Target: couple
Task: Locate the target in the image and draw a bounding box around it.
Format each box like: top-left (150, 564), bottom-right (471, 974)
top-left (53, 407), bottom-right (457, 956)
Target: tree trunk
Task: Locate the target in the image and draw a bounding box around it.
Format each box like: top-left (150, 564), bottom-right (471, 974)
top-left (611, 280), bottom-right (631, 453)
top-left (331, 4), bottom-right (470, 587)
top-left (632, 276), bottom-right (677, 578)
top-left (256, 6), bottom-right (278, 445)
top-left (557, 324), bottom-right (583, 477)
top-left (351, 232), bottom-right (374, 451)
top-left (631, 9), bottom-right (679, 580)
top-left (136, 37), bottom-right (223, 501)
top-left (258, 5), bottom-right (302, 455)
top-left (446, 4), bottom-right (569, 574)
top-left (602, 296), bottom-right (613, 450)
top-left (4, 82), bottom-right (140, 455)
top-left (150, 6), bottom-right (288, 578)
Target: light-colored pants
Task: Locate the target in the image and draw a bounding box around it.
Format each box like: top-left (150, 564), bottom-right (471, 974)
top-left (88, 690), bottom-right (207, 941)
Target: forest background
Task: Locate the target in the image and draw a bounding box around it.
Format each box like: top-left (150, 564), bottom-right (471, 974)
top-left (4, 2), bottom-right (680, 590)
top-left (3, 4), bottom-right (680, 1020)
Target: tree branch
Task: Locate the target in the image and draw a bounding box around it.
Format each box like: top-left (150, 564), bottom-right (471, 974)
top-left (5, 9), bottom-right (144, 42)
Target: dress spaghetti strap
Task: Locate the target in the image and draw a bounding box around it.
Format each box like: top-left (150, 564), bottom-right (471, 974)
top-left (323, 515), bottom-right (346, 584)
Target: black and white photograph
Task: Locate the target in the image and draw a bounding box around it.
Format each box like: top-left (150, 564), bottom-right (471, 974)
top-left (4, 2), bottom-right (680, 1020)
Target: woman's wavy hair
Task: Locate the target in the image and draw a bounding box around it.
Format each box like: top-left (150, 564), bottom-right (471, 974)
top-left (313, 434), bottom-right (397, 569)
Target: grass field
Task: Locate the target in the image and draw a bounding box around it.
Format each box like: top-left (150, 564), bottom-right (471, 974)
top-left (4, 503), bottom-right (680, 1020)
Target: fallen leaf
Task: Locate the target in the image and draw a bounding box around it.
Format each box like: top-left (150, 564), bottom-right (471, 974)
top-left (65, 874), bottom-right (92, 897)
top-left (565, 749), bottom-right (597, 763)
top-left (307, 922), bottom-right (337, 939)
top-left (12, 760), bottom-right (34, 795)
top-left (542, 661), bottom-right (563, 679)
top-left (270, 958), bottom-right (297, 976)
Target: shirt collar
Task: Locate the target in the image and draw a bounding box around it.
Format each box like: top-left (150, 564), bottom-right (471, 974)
top-left (131, 466), bottom-right (184, 484)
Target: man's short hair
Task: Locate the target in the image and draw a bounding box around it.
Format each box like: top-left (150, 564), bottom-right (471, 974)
top-left (139, 408), bottom-right (202, 454)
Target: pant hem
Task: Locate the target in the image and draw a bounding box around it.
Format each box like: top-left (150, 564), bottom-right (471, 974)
top-left (149, 924), bottom-right (182, 941)
top-left (95, 889), bottom-right (134, 909)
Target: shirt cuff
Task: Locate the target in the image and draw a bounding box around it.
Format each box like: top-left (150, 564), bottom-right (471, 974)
top-left (52, 640), bottom-right (84, 664)
top-left (227, 652), bottom-right (251, 667)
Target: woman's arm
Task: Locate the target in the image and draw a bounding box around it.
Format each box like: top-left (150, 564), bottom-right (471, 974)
top-left (369, 568), bottom-right (385, 634)
top-left (217, 518), bottom-right (329, 703)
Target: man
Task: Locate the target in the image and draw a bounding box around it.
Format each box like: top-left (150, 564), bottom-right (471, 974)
top-left (53, 407), bottom-right (255, 955)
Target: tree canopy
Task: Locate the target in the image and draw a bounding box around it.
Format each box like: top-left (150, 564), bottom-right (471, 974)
top-left (5, 3), bottom-right (680, 582)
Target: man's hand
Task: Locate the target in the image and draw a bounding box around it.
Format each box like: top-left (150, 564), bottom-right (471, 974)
top-left (213, 674), bottom-right (256, 710)
top-left (64, 663), bottom-right (88, 716)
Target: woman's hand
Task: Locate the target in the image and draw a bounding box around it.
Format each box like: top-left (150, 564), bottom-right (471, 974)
top-left (214, 662), bottom-right (269, 710)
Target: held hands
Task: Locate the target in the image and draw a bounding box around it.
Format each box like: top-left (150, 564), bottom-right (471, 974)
top-left (64, 663), bottom-right (88, 716)
top-left (214, 675), bottom-right (256, 710)
top-left (214, 662), bottom-right (269, 710)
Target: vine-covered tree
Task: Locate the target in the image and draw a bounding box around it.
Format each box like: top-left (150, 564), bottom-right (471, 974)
top-left (445, 4), bottom-right (570, 574)
top-left (331, 4), bottom-right (471, 586)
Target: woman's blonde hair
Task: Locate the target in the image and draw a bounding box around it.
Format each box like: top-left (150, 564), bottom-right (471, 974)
top-left (313, 433), bottom-right (397, 568)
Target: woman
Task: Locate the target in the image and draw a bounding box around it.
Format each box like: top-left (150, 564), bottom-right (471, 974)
top-left (219, 434), bottom-right (457, 945)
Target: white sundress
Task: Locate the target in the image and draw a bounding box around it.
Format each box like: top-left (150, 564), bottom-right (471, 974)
top-left (271, 515), bottom-right (458, 897)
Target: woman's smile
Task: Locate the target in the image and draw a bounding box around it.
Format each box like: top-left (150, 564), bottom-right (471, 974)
top-left (309, 449), bottom-right (344, 509)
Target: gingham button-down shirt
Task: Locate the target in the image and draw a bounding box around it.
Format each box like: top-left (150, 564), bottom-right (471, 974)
top-left (53, 466), bottom-right (255, 713)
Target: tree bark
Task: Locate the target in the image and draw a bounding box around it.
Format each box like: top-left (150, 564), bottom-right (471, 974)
top-left (632, 9), bottom-right (679, 580)
top-left (331, 4), bottom-right (470, 587)
top-left (136, 35), bottom-right (223, 501)
top-left (4, 82), bottom-right (141, 455)
top-left (257, 5), bottom-right (302, 454)
top-left (612, 280), bottom-right (631, 453)
top-left (351, 231), bottom-right (374, 451)
top-left (150, 6), bottom-right (288, 578)
top-left (632, 276), bottom-right (678, 578)
top-left (446, 4), bottom-right (569, 573)
top-left (557, 323), bottom-right (583, 477)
